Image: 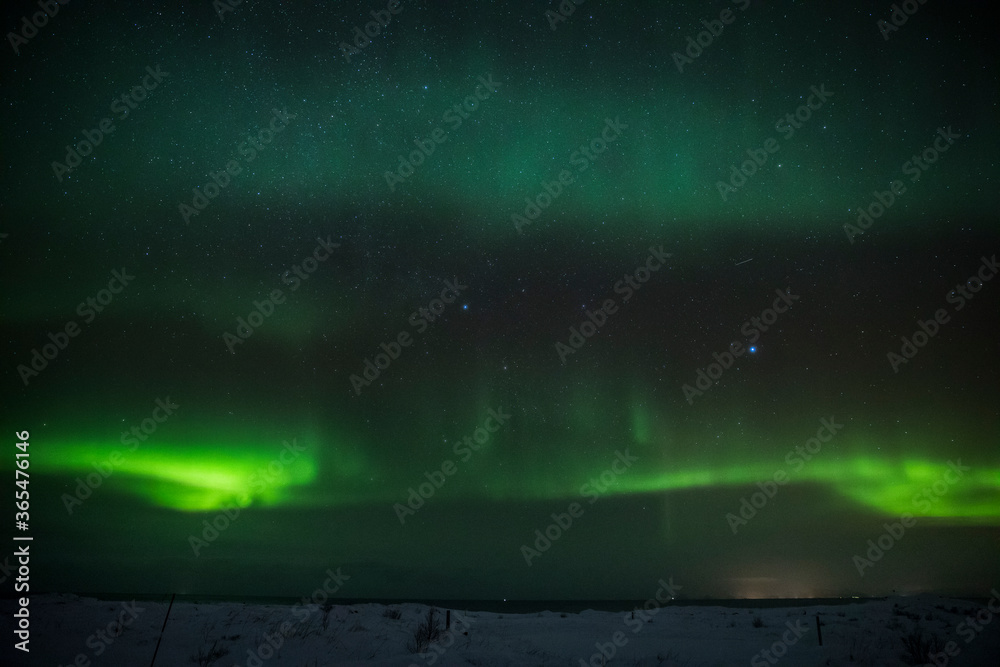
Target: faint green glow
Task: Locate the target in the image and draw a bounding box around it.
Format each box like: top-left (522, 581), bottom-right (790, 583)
top-left (630, 398), bottom-right (652, 445)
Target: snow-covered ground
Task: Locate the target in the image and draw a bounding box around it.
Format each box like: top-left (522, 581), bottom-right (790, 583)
top-left (10, 592), bottom-right (1000, 666)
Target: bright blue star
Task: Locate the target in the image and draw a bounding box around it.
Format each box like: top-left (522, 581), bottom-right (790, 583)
top-left (749, 346), bottom-right (757, 354)
top-left (462, 304), bottom-right (468, 310)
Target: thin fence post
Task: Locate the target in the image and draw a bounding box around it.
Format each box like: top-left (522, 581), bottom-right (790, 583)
top-left (149, 593), bottom-right (176, 667)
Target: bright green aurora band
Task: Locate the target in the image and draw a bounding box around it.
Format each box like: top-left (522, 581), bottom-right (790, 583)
top-left (36, 410), bottom-right (1000, 522)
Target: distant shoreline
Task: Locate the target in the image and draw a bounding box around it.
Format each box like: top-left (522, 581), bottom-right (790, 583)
top-left (9, 592), bottom-right (994, 614)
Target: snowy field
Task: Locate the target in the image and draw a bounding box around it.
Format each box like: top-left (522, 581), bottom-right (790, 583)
top-left (10, 592), bottom-right (1000, 666)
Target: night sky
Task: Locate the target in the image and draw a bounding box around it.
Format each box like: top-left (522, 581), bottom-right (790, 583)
top-left (2, 0), bottom-right (998, 602)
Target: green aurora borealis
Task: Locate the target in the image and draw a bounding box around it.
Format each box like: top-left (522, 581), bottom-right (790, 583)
top-left (2, 0), bottom-right (998, 600)
top-left (30, 417), bottom-right (1000, 522)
